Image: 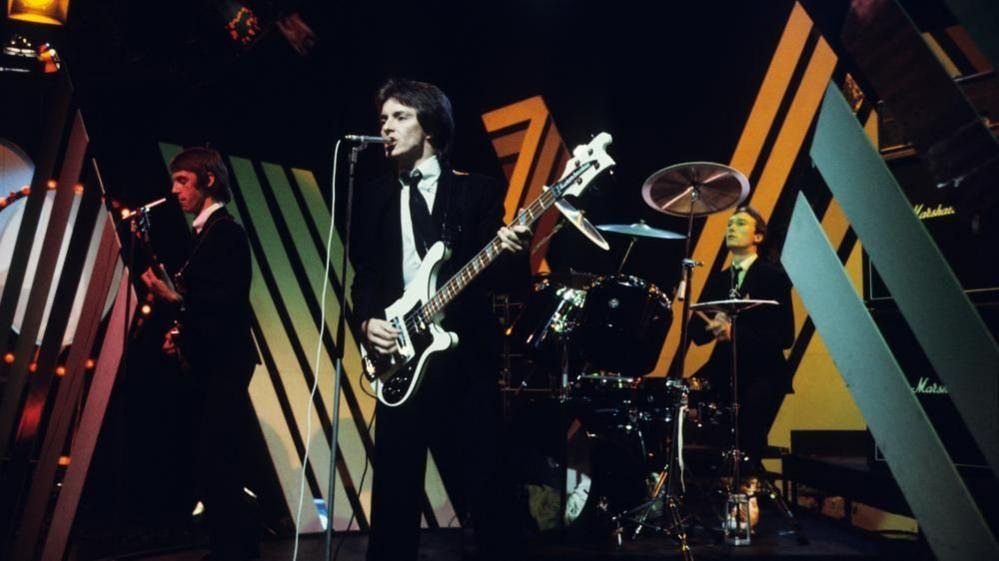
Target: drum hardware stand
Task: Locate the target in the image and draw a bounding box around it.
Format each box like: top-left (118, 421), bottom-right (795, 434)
top-left (723, 306), bottom-right (749, 546)
top-left (756, 475), bottom-right (809, 544)
top-left (603, 194), bottom-right (706, 561)
top-left (690, 298), bottom-right (806, 545)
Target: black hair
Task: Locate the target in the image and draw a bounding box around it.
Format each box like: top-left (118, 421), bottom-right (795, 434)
top-left (375, 78), bottom-right (455, 163)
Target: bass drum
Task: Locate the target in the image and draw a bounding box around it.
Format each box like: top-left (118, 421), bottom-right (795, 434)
top-left (577, 275), bottom-right (672, 375)
top-left (509, 395), bottom-right (655, 540)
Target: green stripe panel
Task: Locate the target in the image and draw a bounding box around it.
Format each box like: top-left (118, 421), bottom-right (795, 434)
top-left (290, 168), bottom-right (356, 303)
top-left (262, 164), bottom-right (366, 387)
top-left (260, 162), bottom-right (372, 498)
top-left (783, 193), bottom-right (998, 561)
top-left (228, 157), bottom-right (354, 511)
top-left (810, 83), bottom-right (999, 477)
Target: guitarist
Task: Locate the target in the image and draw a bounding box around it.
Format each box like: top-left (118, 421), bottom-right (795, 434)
top-left (141, 146), bottom-right (260, 561)
top-left (352, 78), bottom-right (531, 561)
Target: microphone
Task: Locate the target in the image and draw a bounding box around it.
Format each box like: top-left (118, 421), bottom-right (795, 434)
top-left (344, 134), bottom-right (387, 144)
top-left (122, 197), bottom-right (168, 220)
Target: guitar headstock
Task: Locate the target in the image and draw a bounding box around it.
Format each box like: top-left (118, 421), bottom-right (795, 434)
top-left (553, 132), bottom-right (615, 199)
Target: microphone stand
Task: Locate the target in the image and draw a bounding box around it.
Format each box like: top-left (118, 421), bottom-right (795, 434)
top-left (324, 141), bottom-right (364, 561)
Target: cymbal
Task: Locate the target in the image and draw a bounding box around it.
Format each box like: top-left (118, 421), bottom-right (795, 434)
top-left (642, 162), bottom-right (750, 217)
top-left (596, 221), bottom-right (686, 240)
top-left (691, 298), bottom-right (778, 314)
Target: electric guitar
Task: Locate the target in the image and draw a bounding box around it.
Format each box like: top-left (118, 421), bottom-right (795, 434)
top-left (361, 132), bottom-right (615, 407)
top-left (132, 204), bottom-right (188, 370)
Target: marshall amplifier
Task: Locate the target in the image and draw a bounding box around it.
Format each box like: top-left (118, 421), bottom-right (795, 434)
top-left (868, 307), bottom-right (994, 468)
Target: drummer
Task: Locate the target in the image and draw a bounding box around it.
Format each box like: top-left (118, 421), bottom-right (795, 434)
top-left (689, 206), bottom-right (794, 474)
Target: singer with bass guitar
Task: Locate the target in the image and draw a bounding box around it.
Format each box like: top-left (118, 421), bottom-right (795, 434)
top-left (350, 78), bottom-right (533, 561)
top-left (141, 146), bottom-right (261, 561)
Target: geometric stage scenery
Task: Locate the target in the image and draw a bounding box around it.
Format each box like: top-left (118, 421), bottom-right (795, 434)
top-left (2, 1), bottom-right (998, 560)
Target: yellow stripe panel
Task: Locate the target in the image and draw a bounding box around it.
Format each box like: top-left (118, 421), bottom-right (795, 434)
top-left (730, 2), bottom-right (815, 176)
top-left (753, 38), bottom-right (838, 217)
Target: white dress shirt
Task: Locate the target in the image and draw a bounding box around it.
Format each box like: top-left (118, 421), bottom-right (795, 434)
top-left (400, 155), bottom-right (442, 288)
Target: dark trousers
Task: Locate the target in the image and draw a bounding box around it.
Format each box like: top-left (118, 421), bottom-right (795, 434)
top-left (191, 371), bottom-right (259, 560)
top-left (736, 379), bottom-right (786, 472)
top-left (366, 356), bottom-right (520, 561)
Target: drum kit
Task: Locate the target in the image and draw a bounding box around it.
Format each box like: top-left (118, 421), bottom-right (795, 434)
top-left (508, 162), bottom-right (803, 557)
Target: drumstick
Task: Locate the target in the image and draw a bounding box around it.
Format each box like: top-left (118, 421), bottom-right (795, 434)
top-left (695, 310), bottom-right (712, 323)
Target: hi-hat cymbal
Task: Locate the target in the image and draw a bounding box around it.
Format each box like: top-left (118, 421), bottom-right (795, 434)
top-left (596, 221), bottom-right (686, 240)
top-left (642, 162), bottom-right (750, 217)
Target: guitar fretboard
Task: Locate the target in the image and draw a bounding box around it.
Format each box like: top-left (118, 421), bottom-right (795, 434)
top-left (417, 161), bottom-right (594, 323)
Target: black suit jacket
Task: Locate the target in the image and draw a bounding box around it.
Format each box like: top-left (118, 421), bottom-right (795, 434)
top-left (351, 169), bottom-right (528, 366)
top-left (691, 258), bottom-right (795, 392)
top-left (176, 207), bottom-right (257, 385)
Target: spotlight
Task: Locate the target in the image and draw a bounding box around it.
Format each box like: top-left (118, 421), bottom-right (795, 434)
top-left (37, 42), bottom-right (60, 73)
top-left (6, 0), bottom-right (71, 26)
top-left (219, 1), bottom-right (262, 49)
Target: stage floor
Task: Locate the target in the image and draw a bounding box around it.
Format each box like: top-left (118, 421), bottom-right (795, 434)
top-left (114, 509), bottom-right (927, 561)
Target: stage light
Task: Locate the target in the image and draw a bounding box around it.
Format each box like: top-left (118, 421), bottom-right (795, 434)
top-left (55, 365), bottom-right (66, 376)
top-left (219, 0), bottom-right (262, 49)
top-left (73, 182), bottom-right (83, 194)
top-left (46, 179), bottom-right (57, 189)
top-left (140, 303), bottom-right (152, 316)
top-left (37, 42), bottom-right (60, 73)
top-left (58, 455), bottom-right (70, 466)
top-left (21, 185), bottom-right (31, 195)
top-left (28, 362), bottom-right (37, 373)
top-left (6, 0), bottom-right (70, 26)
top-left (84, 358), bottom-right (95, 369)
top-left (120, 208), bottom-right (130, 219)
top-left (3, 353), bottom-right (13, 364)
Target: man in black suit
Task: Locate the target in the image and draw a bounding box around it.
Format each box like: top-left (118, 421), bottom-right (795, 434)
top-left (690, 205), bottom-right (795, 474)
top-left (351, 79), bottom-right (531, 561)
top-left (141, 147), bottom-right (259, 561)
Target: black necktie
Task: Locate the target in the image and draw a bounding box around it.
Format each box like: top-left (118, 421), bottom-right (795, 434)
top-left (405, 169), bottom-right (436, 257)
top-left (730, 265), bottom-right (742, 298)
